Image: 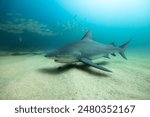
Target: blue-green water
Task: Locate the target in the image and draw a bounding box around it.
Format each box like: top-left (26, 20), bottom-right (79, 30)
top-left (0, 0), bottom-right (150, 100)
top-left (0, 0), bottom-right (150, 51)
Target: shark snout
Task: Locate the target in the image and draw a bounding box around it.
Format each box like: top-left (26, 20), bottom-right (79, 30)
top-left (44, 53), bottom-right (55, 58)
top-left (45, 49), bottom-right (58, 58)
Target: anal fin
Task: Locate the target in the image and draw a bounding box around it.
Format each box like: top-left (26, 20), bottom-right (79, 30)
top-left (111, 53), bottom-right (116, 56)
top-left (104, 54), bottom-right (110, 59)
top-left (79, 58), bottom-right (112, 72)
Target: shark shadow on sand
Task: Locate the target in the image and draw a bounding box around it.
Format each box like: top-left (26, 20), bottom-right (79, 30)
top-left (38, 61), bottom-right (110, 77)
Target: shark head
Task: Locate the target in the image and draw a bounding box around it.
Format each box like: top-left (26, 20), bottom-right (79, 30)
top-left (45, 49), bottom-right (81, 63)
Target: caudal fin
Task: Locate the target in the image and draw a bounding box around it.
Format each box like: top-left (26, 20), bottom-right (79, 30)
top-left (119, 40), bottom-right (131, 60)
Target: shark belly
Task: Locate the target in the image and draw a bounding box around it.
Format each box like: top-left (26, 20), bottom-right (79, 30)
top-left (88, 54), bottom-right (106, 60)
top-left (54, 58), bottom-right (78, 63)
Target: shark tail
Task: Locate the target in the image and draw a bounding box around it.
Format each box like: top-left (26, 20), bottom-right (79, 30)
top-left (119, 40), bottom-right (131, 60)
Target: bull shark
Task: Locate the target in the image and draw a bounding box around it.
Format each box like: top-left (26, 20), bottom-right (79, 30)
top-left (45, 30), bottom-right (130, 72)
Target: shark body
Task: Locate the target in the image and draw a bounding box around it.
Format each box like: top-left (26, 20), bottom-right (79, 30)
top-left (45, 30), bottom-right (130, 72)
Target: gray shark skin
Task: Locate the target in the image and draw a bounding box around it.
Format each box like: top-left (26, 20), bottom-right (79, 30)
top-left (45, 30), bottom-right (131, 72)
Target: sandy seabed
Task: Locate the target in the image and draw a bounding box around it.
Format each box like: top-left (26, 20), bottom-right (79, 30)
top-left (0, 49), bottom-right (150, 100)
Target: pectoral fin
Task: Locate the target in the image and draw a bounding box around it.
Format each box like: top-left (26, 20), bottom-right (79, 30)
top-left (79, 58), bottom-right (112, 72)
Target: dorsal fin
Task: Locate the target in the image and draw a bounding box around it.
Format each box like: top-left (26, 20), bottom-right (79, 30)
top-left (82, 30), bottom-right (93, 40)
